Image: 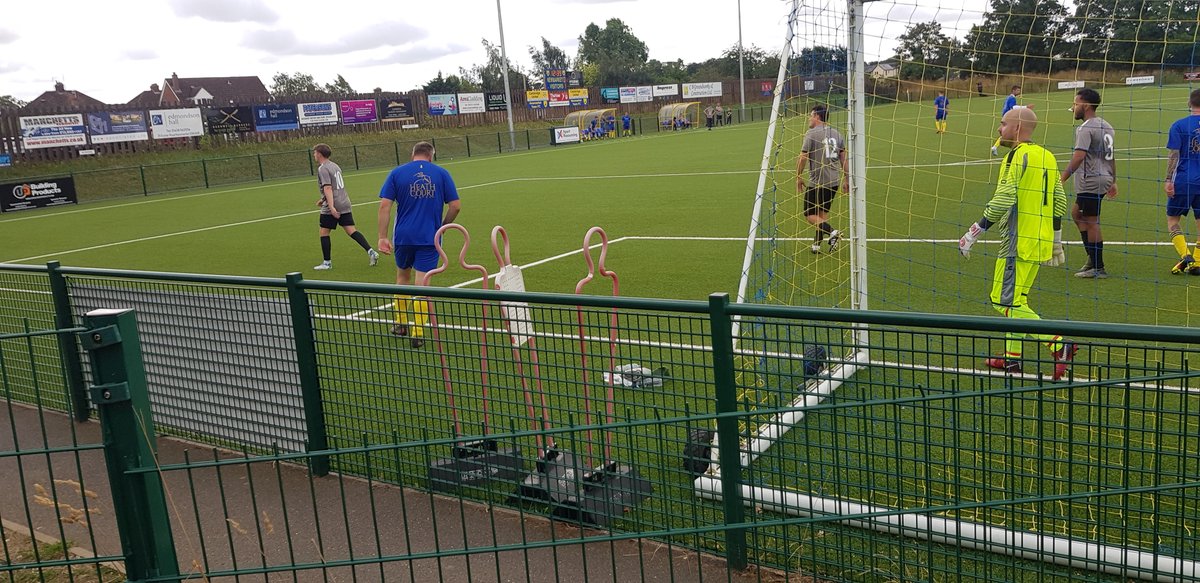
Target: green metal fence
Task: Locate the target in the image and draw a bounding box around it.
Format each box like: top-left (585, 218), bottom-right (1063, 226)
top-left (0, 324), bottom-right (124, 582)
top-left (2, 262), bottom-right (1198, 582)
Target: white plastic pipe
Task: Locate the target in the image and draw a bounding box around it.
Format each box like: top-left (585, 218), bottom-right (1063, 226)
top-left (694, 476), bottom-right (1199, 581)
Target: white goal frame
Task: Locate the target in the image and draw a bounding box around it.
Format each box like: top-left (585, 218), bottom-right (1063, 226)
top-left (696, 2), bottom-right (1199, 580)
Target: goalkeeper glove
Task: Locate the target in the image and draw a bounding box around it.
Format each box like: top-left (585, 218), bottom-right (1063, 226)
top-left (959, 222), bottom-right (985, 259)
top-left (1043, 230), bottom-right (1065, 266)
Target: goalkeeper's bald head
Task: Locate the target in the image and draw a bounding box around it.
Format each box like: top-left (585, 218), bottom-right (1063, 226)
top-left (1004, 107), bottom-right (1037, 139)
top-left (999, 107), bottom-right (1038, 148)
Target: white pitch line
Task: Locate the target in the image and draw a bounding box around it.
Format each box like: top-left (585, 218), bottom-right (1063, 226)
top-left (621, 235), bottom-right (1172, 246)
top-left (0, 287), bottom-right (52, 296)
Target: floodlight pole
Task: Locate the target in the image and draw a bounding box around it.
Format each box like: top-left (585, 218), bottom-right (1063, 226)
top-left (738, 0), bottom-right (746, 121)
top-left (497, 0), bottom-right (517, 151)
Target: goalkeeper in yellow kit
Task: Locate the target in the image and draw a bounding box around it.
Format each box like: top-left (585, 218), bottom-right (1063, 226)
top-left (958, 107), bottom-right (1078, 380)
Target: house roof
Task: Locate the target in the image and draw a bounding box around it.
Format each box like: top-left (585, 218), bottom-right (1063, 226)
top-left (163, 74), bottom-right (271, 105)
top-left (127, 84), bottom-right (163, 108)
top-left (21, 82), bottom-right (107, 112)
top-left (872, 63), bottom-right (897, 71)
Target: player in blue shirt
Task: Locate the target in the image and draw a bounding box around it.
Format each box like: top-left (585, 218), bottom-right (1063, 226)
top-left (621, 113), bottom-right (632, 136)
top-left (991, 85), bottom-right (1024, 155)
top-left (377, 141), bottom-right (461, 347)
top-left (933, 90), bottom-right (949, 134)
top-left (1165, 89), bottom-right (1200, 274)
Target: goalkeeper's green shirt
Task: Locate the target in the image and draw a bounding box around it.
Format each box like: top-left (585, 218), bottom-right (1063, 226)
top-left (982, 142), bottom-right (1067, 262)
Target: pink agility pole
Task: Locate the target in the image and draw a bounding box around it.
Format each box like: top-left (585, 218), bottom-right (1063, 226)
top-left (421, 223), bottom-right (491, 440)
top-left (574, 226), bottom-right (619, 467)
top-left (490, 226), bottom-right (554, 453)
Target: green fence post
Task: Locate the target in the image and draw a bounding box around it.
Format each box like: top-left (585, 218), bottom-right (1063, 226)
top-left (353, 145), bottom-right (360, 170)
top-left (525, 129), bottom-right (530, 149)
top-left (308, 150), bottom-right (315, 175)
top-left (47, 261), bottom-right (88, 422)
top-left (77, 308), bottom-right (179, 581)
top-left (497, 132), bottom-right (502, 153)
top-left (257, 153), bottom-right (265, 181)
top-left (466, 134), bottom-right (472, 158)
top-left (285, 272), bottom-right (330, 476)
top-left (394, 141), bottom-right (401, 166)
top-left (201, 159), bottom-right (210, 188)
top-left (139, 166), bottom-right (148, 196)
top-left (431, 138), bottom-right (437, 161)
top-left (707, 292), bottom-right (747, 570)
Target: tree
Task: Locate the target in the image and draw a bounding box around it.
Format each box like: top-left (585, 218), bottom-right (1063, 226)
top-left (895, 21), bottom-right (954, 80)
top-left (323, 74), bottom-right (354, 97)
top-left (528, 37), bottom-right (572, 74)
top-left (964, 0), bottom-right (1071, 74)
top-left (721, 45), bottom-right (781, 79)
top-left (466, 39), bottom-right (528, 93)
top-left (270, 72), bottom-right (319, 97)
top-left (577, 18), bottom-right (650, 86)
top-left (645, 58), bottom-right (690, 83)
top-left (0, 95), bottom-right (25, 108)
top-left (422, 71), bottom-right (473, 94)
top-left (795, 45), bottom-right (848, 77)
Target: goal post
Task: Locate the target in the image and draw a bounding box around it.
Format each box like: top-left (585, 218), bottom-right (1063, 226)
top-left (697, 1), bottom-right (1200, 580)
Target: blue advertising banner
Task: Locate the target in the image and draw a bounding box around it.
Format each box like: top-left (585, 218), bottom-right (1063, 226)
top-left (252, 104), bottom-right (299, 132)
top-left (86, 111), bottom-right (149, 144)
top-left (0, 154), bottom-right (11, 167)
top-left (544, 68), bottom-right (568, 91)
top-left (601, 87), bottom-right (619, 104)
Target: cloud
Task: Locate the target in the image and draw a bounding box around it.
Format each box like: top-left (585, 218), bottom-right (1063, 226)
top-left (0, 62), bottom-right (21, 74)
top-left (168, 0), bottom-right (279, 24)
top-left (0, 29), bottom-right (16, 44)
top-left (243, 22), bottom-right (428, 56)
top-left (354, 44), bottom-right (472, 67)
top-left (121, 48), bottom-right (158, 61)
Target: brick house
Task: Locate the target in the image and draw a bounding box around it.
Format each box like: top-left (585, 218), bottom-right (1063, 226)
top-left (128, 73), bottom-right (271, 107)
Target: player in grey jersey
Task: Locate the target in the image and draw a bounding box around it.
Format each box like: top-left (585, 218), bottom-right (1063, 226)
top-left (1061, 88), bottom-right (1117, 278)
top-left (796, 104), bottom-right (849, 254)
top-left (312, 143), bottom-right (378, 271)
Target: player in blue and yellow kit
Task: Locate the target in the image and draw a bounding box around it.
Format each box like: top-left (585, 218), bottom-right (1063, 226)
top-left (1165, 89), bottom-right (1200, 274)
top-left (377, 141), bottom-right (461, 348)
top-left (933, 90), bottom-right (948, 134)
top-left (959, 107), bottom-right (1078, 380)
top-left (991, 85), bottom-right (1023, 155)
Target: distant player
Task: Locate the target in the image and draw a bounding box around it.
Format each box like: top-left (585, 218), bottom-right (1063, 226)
top-left (991, 85), bottom-right (1026, 155)
top-left (1061, 88), bottom-right (1117, 279)
top-left (796, 104), bottom-right (849, 254)
top-left (311, 143), bottom-right (378, 271)
top-left (959, 107), bottom-right (1077, 380)
top-left (1164, 88), bottom-right (1200, 275)
top-left (621, 112), bottom-right (632, 136)
top-left (933, 90), bottom-right (949, 134)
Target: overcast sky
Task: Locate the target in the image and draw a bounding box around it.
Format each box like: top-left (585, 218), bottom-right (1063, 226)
top-left (0, 0), bottom-right (990, 104)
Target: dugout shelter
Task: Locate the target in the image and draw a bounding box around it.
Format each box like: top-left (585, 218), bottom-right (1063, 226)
top-left (564, 108), bottom-right (618, 133)
top-left (658, 102), bottom-right (701, 130)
